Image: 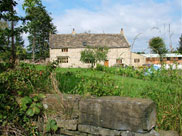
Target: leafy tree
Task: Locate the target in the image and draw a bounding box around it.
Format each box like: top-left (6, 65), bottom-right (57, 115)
top-left (177, 34), bottom-right (182, 54)
top-left (149, 37), bottom-right (167, 62)
top-left (23, 0), bottom-right (56, 61)
top-left (80, 46), bottom-right (108, 68)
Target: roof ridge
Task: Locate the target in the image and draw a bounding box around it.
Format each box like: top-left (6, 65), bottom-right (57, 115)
top-left (52, 33), bottom-right (123, 36)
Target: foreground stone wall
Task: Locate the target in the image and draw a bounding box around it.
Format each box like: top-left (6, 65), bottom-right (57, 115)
top-left (42, 94), bottom-right (178, 136)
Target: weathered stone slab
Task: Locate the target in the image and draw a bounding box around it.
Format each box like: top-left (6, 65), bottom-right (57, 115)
top-left (43, 94), bottom-right (81, 119)
top-left (79, 96), bottom-right (156, 133)
top-left (158, 130), bottom-right (179, 136)
top-left (56, 119), bottom-right (78, 130)
top-left (78, 125), bottom-right (160, 136)
top-left (119, 130), bottom-right (159, 136)
top-left (59, 129), bottom-right (88, 136)
top-left (78, 124), bottom-right (121, 136)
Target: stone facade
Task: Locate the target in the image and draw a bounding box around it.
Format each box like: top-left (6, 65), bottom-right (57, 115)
top-left (131, 53), bottom-right (146, 67)
top-left (50, 48), bottom-right (131, 68)
top-left (49, 31), bottom-right (132, 68)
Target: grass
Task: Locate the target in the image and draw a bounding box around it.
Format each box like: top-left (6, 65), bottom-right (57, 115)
top-left (35, 65), bottom-right (182, 135)
top-left (55, 68), bottom-right (176, 98)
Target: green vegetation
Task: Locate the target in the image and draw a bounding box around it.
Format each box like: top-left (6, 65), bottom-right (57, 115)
top-left (177, 34), bottom-right (182, 54)
top-left (0, 62), bottom-right (58, 135)
top-left (23, 0), bottom-right (56, 61)
top-left (46, 119), bottom-right (58, 133)
top-left (80, 46), bottom-right (108, 68)
top-left (0, 0), bottom-right (56, 64)
top-left (0, 0), bottom-right (25, 66)
top-left (149, 37), bottom-right (167, 62)
top-left (1, 62), bottom-right (181, 135)
top-left (50, 65), bottom-right (181, 135)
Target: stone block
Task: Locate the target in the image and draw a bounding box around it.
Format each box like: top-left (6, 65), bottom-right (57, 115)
top-left (79, 96), bottom-right (156, 133)
top-left (60, 129), bottom-right (88, 136)
top-left (158, 130), bottom-right (179, 136)
top-left (43, 94), bottom-right (81, 119)
top-left (56, 119), bottom-right (78, 130)
top-left (78, 124), bottom-right (121, 136)
top-left (119, 130), bottom-right (159, 136)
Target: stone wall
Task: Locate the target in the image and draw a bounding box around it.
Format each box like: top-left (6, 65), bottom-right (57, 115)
top-left (41, 94), bottom-right (178, 136)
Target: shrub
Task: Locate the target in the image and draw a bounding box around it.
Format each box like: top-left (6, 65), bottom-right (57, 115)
top-left (0, 63), bottom-right (55, 135)
top-left (95, 64), bottom-right (105, 71)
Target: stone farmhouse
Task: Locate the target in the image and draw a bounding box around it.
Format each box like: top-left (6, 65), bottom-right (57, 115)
top-left (49, 29), bottom-right (137, 68)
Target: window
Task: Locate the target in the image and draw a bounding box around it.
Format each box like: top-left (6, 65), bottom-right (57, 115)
top-left (179, 57), bottom-right (182, 60)
top-left (57, 56), bottom-right (68, 63)
top-left (62, 48), bottom-right (68, 52)
top-left (146, 58), bottom-right (150, 61)
top-left (85, 59), bottom-right (91, 63)
top-left (134, 59), bottom-right (140, 63)
top-left (116, 59), bottom-right (122, 64)
top-left (82, 41), bottom-right (87, 46)
top-left (167, 57), bottom-right (170, 61)
top-left (152, 58), bottom-right (155, 61)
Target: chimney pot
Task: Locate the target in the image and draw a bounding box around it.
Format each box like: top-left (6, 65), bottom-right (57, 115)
top-left (120, 28), bottom-right (124, 35)
top-left (72, 28), bottom-right (76, 35)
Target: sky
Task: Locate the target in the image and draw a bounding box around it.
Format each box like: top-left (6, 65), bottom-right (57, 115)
top-left (17, 0), bottom-right (182, 53)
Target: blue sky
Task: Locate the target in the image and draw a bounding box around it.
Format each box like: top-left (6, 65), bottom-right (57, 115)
top-left (17, 0), bottom-right (182, 52)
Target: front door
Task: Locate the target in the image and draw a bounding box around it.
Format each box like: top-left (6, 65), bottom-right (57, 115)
top-left (104, 60), bottom-right (109, 67)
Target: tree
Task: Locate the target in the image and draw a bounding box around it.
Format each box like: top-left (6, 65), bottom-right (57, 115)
top-left (0, 23), bottom-right (26, 61)
top-left (80, 46), bottom-right (108, 68)
top-left (0, 0), bottom-right (24, 66)
top-left (0, 21), bottom-right (9, 52)
top-left (177, 34), bottom-right (182, 54)
top-left (23, 0), bottom-right (56, 61)
top-left (149, 37), bottom-right (167, 62)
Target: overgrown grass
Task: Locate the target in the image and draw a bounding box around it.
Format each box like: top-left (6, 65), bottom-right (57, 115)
top-left (53, 67), bottom-right (182, 135)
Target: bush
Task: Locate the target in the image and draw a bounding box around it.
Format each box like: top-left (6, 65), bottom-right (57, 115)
top-left (95, 64), bottom-right (105, 71)
top-left (0, 63), bottom-right (10, 73)
top-left (0, 63), bottom-right (53, 135)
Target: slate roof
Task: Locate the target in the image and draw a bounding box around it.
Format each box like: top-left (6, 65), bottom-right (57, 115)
top-left (49, 33), bottom-right (130, 49)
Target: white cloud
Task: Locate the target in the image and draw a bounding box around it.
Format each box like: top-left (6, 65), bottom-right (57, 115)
top-left (22, 32), bottom-right (29, 47)
top-left (53, 0), bottom-right (182, 52)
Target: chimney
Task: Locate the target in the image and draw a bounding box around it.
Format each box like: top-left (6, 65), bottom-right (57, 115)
top-left (120, 28), bottom-right (124, 35)
top-left (120, 28), bottom-right (130, 46)
top-left (72, 28), bottom-right (76, 35)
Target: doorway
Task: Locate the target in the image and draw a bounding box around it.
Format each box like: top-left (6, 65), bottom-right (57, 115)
top-left (104, 60), bottom-right (109, 67)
